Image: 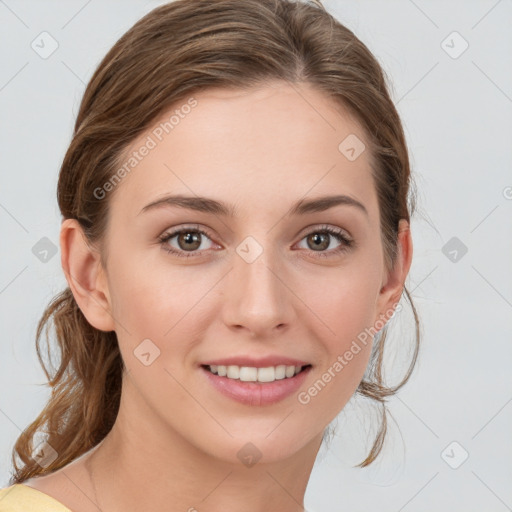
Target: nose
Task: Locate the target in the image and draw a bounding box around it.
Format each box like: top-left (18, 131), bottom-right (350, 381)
top-left (221, 243), bottom-right (294, 338)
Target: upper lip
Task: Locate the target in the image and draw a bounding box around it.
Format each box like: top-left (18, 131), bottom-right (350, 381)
top-left (201, 356), bottom-right (311, 368)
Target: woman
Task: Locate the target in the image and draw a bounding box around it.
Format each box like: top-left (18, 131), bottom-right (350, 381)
top-left (0, 0), bottom-right (419, 510)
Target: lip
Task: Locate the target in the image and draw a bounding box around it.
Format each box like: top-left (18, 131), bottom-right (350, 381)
top-left (200, 364), bottom-right (312, 406)
top-left (200, 356), bottom-right (311, 367)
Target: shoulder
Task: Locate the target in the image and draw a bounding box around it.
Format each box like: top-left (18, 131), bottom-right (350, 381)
top-left (0, 483), bottom-right (72, 511)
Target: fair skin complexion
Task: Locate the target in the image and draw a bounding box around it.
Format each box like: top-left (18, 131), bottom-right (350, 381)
top-left (24, 81), bottom-right (412, 512)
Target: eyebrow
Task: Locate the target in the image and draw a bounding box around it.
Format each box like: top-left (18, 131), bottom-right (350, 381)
top-left (139, 194), bottom-right (368, 217)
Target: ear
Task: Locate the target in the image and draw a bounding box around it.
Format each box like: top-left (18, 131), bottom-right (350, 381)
top-left (60, 218), bottom-right (115, 332)
top-left (374, 219), bottom-right (413, 324)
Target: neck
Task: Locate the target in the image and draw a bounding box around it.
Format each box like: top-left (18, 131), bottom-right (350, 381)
top-left (85, 386), bottom-right (323, 512)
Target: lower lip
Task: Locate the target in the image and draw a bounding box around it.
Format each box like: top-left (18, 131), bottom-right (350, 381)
top-left (200, 365), bottom-right (312, 406)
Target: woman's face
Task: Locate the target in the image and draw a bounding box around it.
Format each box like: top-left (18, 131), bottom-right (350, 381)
top-left (88, 81), bottom-right (406, 464)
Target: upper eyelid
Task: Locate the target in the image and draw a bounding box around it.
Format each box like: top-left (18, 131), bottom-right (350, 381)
top-left (161, 224), bottom-right (352, 246)
top-left (296, 223), bottom-right (352, 239)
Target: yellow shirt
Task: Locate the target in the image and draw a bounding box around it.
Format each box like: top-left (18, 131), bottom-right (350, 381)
top-left (0, 484), bottom-right (71, 511)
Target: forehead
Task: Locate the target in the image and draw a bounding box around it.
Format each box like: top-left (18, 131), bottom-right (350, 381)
top-left (108, 81), bottom-right (378, 222)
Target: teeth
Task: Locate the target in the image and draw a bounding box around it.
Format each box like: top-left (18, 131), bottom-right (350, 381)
top-left (227, 365), bottom-right (240, 379)
top-left (240, 366), bottom-right (258, 381)
top-left (207, 364), bottom-right (305, 383)
top-left (275, 365), bottom-right (286, 380)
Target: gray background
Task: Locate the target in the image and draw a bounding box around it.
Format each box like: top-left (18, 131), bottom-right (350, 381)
top-left (1, 0), bottom-right (511, 510)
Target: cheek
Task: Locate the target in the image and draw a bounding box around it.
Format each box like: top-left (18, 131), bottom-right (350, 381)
top-left (297, 268), bottom-right (378, 411)
top-left (106, 255), bottom-right (218, 358)
top-left (301, 259), bottom-right (380, 343)
top-left (106, 246), bottom-right (182, 327)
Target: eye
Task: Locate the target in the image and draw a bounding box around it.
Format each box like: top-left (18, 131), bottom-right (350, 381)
top-left (158, 225), bottom-right (216, 259)
top-left (158, 224), bottom-right (355, 260)
top-left (296, 225), bottom-right (354, 258)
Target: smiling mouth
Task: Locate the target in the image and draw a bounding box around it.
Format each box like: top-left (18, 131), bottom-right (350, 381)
top-left (201, 364), bottom-right (312, 383)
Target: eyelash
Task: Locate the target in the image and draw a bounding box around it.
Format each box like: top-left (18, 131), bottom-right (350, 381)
top-left (157, 224), bottom-right (354, 259)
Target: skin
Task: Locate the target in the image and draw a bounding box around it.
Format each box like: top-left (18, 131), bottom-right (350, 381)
top-left (24, 80), bottom-right (412, 512)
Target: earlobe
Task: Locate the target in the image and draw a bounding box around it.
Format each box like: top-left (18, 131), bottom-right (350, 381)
top-left (60, 218), bottom-right (115, 332)
top-left (375, 219), bottom-right (413, 325)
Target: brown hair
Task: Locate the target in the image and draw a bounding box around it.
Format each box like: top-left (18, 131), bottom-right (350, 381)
top-left (9, 0), bottom-right (420, 484)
